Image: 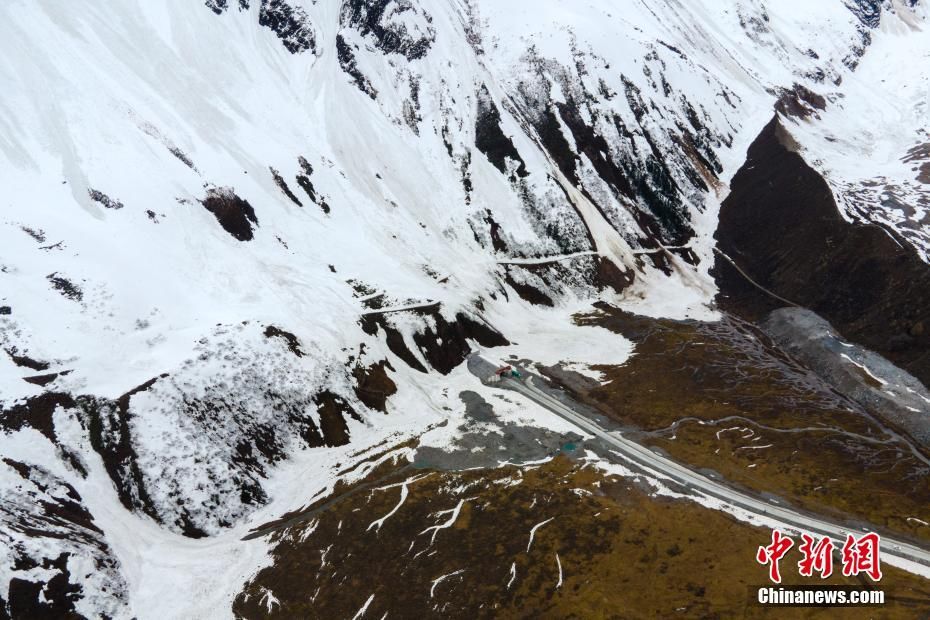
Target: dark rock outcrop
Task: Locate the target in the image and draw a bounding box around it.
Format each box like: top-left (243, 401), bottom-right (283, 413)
top-left (294, 156), bottom-right (332, 213)
top-left (4, 348), bottom-right (49, 372)
top-left (270, 167), bottom-right (303, 207)
top-left (264, 325), bottom-right (305, 356)
top-left (360, 309), bottom-right (508, 375)
top-left (715, 116), bottom-right (930, 388)
top-left (475, 85), bottom-right (527, 179)
top-left (352, 360), bottom-right (397, 412)
top-left (1, 459), bottom-right (126, 619)
top-left (340, 0), bottom-right (435, 60)
top-left (46, 274), bottom-right (83, 302)
top-left (774, 84), bottom-right (826, 120)
top-left (80, 378), bottom-right (168, 531)
top-left (845, 0), bottom-right (883, 28)
top-left (411, 311), bottom-right (509, 375)
top-left (259, 0), bottom-right (316, 54)
top-left (0, 392), bottom-right (76, 444)
top-left (314, 391), bottom-right (361, 447)
top-left (200, 187), bottom-right (258, 242)
top-left (336, 35), bottom-right (378, 99)
top-left (207, 0), bottom-right (315, 53)
top-left (360, 314), bottom-right (428, 373)
top-left (88, 188), bottom-right (124, 210)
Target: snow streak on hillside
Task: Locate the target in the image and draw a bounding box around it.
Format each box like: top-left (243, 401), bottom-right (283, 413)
top-left (0, 0), bottom-right (925, 617)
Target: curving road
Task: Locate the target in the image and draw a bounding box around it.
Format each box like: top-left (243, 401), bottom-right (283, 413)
top-left (473, 355), bottom-right (930, 574)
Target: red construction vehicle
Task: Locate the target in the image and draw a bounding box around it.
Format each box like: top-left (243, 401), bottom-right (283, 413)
top-left (495, 365), bottom-right (521, 378)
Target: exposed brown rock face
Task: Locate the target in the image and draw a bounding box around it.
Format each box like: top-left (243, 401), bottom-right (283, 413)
top-left (200, 187), bottom-right (259, 242)
top-left (353, 360), bottom-right (397, 412)
top-left (714, 116), bottom-right (930, 388)
top-left (360, 309), bottom-right (508, 375)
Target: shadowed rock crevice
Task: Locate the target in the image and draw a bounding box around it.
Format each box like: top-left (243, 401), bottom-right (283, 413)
top-left (515, 63), bottom-right (709, 248)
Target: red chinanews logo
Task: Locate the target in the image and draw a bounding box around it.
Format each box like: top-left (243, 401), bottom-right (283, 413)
top-left (756, 530), bottom-right (882, 583)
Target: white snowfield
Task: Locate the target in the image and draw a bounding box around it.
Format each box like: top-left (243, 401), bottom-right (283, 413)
top-left (0, 0), bottom-right (927, 617)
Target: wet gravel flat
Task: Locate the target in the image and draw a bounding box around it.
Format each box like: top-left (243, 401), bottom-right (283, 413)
top-left (414, 390), bottom-right (585, 470)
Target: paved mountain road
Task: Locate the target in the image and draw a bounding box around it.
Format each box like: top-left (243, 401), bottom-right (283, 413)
top-left (471, 355), bottom-right (930, 575)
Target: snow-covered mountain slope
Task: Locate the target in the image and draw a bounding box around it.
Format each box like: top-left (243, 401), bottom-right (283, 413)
top-left (0, 0), bottom-right (925, 617)
top-left (783, 2), bottom-right (930, 259)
